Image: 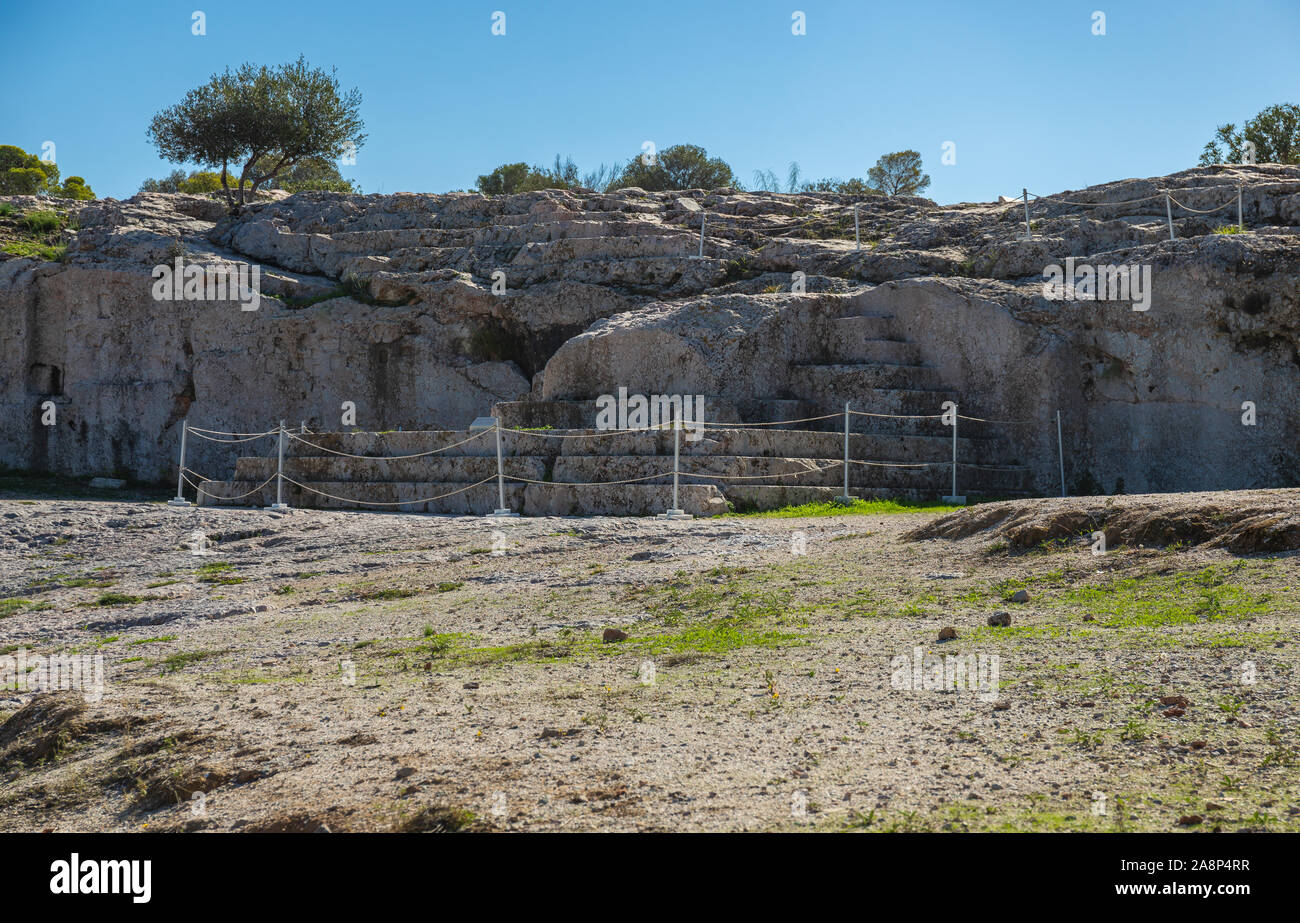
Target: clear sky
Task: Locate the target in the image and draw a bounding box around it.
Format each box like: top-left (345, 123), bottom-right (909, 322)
top-left (3, 0), bottom-right (1298, 204)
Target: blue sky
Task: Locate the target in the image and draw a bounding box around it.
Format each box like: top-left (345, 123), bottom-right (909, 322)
top-left (3, 0), bottom-right (1297, 203)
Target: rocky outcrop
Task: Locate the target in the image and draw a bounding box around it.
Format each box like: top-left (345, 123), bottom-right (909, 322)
top-left (2, 164), bottom-right (1298, 496)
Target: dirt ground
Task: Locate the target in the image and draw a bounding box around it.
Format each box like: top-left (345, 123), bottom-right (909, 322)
top-left (1, 487), bottom-right (1297, 832)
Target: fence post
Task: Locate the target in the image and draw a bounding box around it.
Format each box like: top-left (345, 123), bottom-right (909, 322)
top-left (1022, 188), bottom-right (1031, 238)
top-left (1057, 410), bottom-right (1066, 497)
top-left (837, 401), bottom-right (852, 504)
top-left (657, 406), bottom-right (692, 520)
top-left (697, 212), bottom-right (706, 259)
top-left (1237, 186), bottom-right (1244, 231)
top-left (1166, 194), bottom-right (1175, 241)
top-left (488, 417), bottom-right (520, 517)
top-left (853, 204), bottom-right (860, 251)
top-left (942, 407), bottom-right (965, 504)
top-left (268, 420), bottom-right (290, 510)
top-left (168, 419), bottom-right (192, 507)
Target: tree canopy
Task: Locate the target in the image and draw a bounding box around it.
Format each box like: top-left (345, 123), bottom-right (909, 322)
top-left (1199, 103), bottom-right (1300, 166)
top-left (866, 150), bottom-right (930, 196)
top-left (146, 56), bottom-right (365, 207)
top-left (0, 144), bottom-right (95, 198)
top-left (611, 144), bottom-right (737, 192)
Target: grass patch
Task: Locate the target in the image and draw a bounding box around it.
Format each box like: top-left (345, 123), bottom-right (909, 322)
top-left (1061, 565), bottom-right (1270, 628)
top-left (2, 240), bottom-right (67, 261)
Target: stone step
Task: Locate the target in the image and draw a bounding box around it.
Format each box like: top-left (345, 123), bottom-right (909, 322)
top-left (829, 314), bottom-right (899, 343)
top-left (232, 455), bottom-right (544, 483)
top-left (828, 337), bottom-right (923, 366)
top-left (790, 362), bottom-right (946, 393)
top-left (196, 479), bottom-right (725, 516)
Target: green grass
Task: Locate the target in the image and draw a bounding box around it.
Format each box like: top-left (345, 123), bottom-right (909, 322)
top-left (2, 240), bottom-right (67, 262)
top-left (1061, 565), bottom-right (1269, 628)
top-left (20, 210), bottom-right (62, 233)
top-left (0, 202), bottom-right (16, 217)
top-left (0, 598), bottom-right (53, 617)
top-left (1213, 224), bottom-right (1244, 235)
top-left (91, 592), bottom-right (144, 607)
top-left (725, 498), bottom-right (964, 518)
top-left (196, 561), bottom-right (245, 585)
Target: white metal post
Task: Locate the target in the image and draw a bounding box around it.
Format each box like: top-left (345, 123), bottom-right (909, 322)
top-left (942, 407), bottom-right (965, 504)
top-left (489, 416), bottom-right (519, 517)
top-left (1166, 194), bottom-right (1175, 241)
top-left (269, 420), bottom-right (290, 510)
top-left (657, 405), bottom-right (692, 519)
top-left (1057, 410), bottom-right (1066, 497)
top-left (1237, 186), bottom-right (1244, 231)
top-left (1022, 188), bottom-right (1031, 238)
top-left (698, 212), bottom-right (706, 259)
top-left (837, 401), bottom-right (851, 503)
top-left (853, 204), bottom-right (860, 251)
top-left (168, 419), bottom-right (191, 507)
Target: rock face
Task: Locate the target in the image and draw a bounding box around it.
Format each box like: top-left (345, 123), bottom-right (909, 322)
top-left (2, 165), bottom-right (1299, 497)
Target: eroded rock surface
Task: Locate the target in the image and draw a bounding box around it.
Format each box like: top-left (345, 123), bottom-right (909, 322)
top-left (3, 165), bottom-right (1299, 494)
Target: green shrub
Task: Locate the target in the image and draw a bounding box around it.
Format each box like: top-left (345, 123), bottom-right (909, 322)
top-left (21, 210), bottom-right (62, 233)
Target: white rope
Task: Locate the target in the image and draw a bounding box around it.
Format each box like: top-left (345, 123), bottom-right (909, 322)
top-left (849, 410), bottom-right (944, 420)
top-left (187, 429), bottom-right (277, 444)
top-left (503, 471), bottom-right (674, 486)
top-left (499, 424), bottom-right (675, 439)
top-left (698, 413), bottom-right (840, 428)
top-left (1165, 192), bottom-right (1238, 215)
top-left (187, 426), bottom-right (278, 438)
top-left (280, 474), bottom-right (498, 505)
top-left (678, 461), bottom-right (844, 481)
top-left (180, 470), bottom-right (277, 501)
top-left (284, 429), bottom-right (490, 459)
top-left (956, 413), bottom-right (1034, 425)
top-left (846, 458), bottom-right (939, 469)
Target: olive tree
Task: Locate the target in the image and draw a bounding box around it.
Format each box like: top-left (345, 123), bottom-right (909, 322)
top-left (146, 56), bottom-right (365, 207)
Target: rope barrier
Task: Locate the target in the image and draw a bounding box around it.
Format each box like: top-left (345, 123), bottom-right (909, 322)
top-left (187, 426), bottom-right (278, 438)
top-left (849, 409), bottom-right (943, 420)
top-left (1164, 192), bottom-right (1239, 215)
top-left (280, 474), bottom-right (499, 506)
top-left (699, 413), bottom-right (840, 428)
top-left (187, 429), bottom-right (277, 444)
top-left (502, 471), bottom-right (676, 486)
top-left (956, 413), bottom-right (1034, 425)
top-left (284, 428), bottom-right (490, 459)
top-left (180, 470), bottom-right (278, 501)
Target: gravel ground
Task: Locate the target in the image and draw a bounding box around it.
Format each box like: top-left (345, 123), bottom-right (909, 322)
top-left (0, 490), bottom-right (1297, 832)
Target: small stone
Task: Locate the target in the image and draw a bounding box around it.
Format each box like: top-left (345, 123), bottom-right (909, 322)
top-left (987, 611), bottom-right (1011, 627)
top-left (1205, 802), bottom-right (1223, 812)
top-left (1010, 589), bottom-right (1030, 603)
top-left (1190, 740), bottom-right (1207, 749)
top-left (938, 626), bottom-right (957, 641)
top-left (1177, 814), bottom-right (1203, 826)
top-left (463, 681), bottom-right (480, 689)
top-left (602, 628), bottom-right (629, 643)
top-left (1082, 614), bottom-right (1095, 622)
top-left (1162, 706), bottom-right (1186, 718)
top-left (395, 767), bottom-right (416, 780)
top-left (1159, 694), bottom-right (1190, 707)
top-left (992, 700), bottom-right (1011, 711)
